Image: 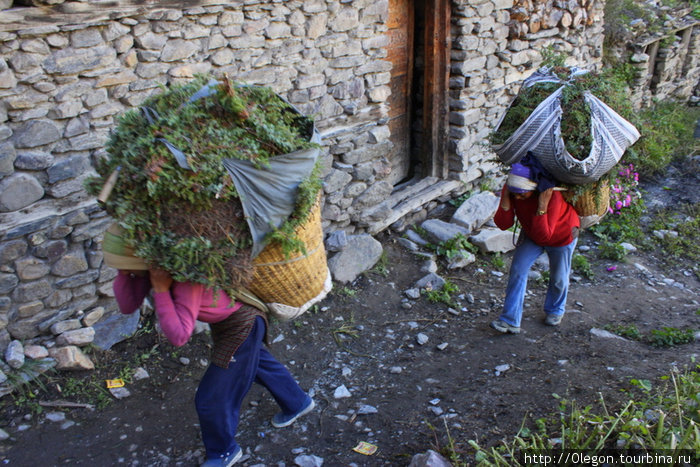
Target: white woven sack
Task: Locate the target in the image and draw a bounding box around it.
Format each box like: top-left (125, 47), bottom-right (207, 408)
top-left (493, 68), bottom-right (641, 185)
top-left (265, 267), bottom-right (332, 321)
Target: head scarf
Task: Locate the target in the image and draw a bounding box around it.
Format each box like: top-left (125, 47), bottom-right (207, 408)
top-left (102, 223), bottom-right (148, 270)
top-left (507, 163), bottom-right (537, 193)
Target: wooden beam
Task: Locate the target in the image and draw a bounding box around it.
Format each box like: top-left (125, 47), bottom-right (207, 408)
top-left (422, 0), bottom-right (451, 179)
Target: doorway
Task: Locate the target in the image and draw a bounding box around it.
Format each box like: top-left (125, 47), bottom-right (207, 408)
top-left (385, 0), bottom-right (451, 187)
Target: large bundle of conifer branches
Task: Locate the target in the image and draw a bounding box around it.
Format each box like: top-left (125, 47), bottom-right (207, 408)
top-left (86, 76), bottom-right (321, 292)
top-left (491, 66), bottom-right (635, 162)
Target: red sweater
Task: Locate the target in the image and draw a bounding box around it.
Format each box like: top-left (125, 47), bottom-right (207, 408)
top-left (494, 187), bottom-right (580, 247)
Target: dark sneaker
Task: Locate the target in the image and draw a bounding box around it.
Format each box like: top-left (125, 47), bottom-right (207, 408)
top-left (272, 396), bottom-right (315, 428)
top-left (544, 314), bottom-right (563, 326)
top-left (490, 319), bottom-right (521, 334)
top-left (201, 446), bottom-right (242, 467)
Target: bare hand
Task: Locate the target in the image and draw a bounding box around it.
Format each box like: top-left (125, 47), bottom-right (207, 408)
top-left (500, 185), bottom-right (512, 211)
top-left (149, 268), bottom-right (173, 293)
top-left (538, 188), bottom-right (554, 212)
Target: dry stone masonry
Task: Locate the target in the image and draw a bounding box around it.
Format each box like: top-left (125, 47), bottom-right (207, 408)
top-left (0, 0), bottom-right (696, 376)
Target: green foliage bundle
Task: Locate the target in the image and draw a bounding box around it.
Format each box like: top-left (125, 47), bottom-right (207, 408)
top-left (86, 75), bottom-right (320, 291)
top-left (491, 66), bottom-right (635, 162)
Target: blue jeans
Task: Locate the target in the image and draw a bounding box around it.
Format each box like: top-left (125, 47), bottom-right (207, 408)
top-left (499, 235), bottom-right (577, 327)
top-left (195, 316), bottom-right (308, 459)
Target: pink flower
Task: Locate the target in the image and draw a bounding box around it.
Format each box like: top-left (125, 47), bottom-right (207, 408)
top-left (606, 266), bottom-right (617, 272)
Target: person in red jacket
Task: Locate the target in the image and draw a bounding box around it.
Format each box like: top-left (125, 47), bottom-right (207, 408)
top-left (491, 162), bottom-right (580, 334)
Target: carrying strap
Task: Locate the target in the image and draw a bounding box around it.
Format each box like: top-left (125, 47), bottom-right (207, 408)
top-left (229, 286), bottom-right (269, 314)
top-left (512, 218), bottom-right (520, 246)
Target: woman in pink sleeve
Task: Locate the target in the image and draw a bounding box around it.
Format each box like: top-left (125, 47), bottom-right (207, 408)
top-left (106, 228), bottom-right (314, 467)
top-left (490, 162), bottom-right (580, 334)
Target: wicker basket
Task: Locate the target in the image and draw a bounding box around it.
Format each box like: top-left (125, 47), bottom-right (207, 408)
top-left (248, 196), bottom-right (329, 309)
top-left (563, 181), bottom-right (610, 228)
top-left (564, 181), bottom-right (610, 217)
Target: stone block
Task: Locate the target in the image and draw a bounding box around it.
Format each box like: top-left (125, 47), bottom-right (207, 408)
top-left (15, 257), bottom-right (50, 281)
top-left (71, 29), bottom-right (104, 48)
top-left (34, 240), bottom-right (68, 261)
top-left (330, 7), bottom-right (359, 32)
top-left (12, 278), bottom-right (52, 303)
top-left (323, 168), bottom-right (353, 194)
top-left (44, 289), bottom-right (73, 308)
top-left (24, 344), bottom-right (49, 360)
top-left (160, 39), bottom-right (199, 62)
top-left (92, 310), bottom-right (141, 350)
top-left (420, 219), bottom-right (470, 244)
top-left (82, 307), bottom-right (104, 327)
top-left (414, 273), bottom-right (446, 291)
top-left (51, 248), bottom-right (88, 277)
top-left (5, 340), bottom-right (24, 369)
top-left (47, 154), bottom-right (90, 184)
top-left (54, 270), bottom-right (100, 289)
top-left (42, 46), bottom-right (116, 75)
top-left (17, 301), bottom-right (44, 319)
top-left (353, 180), bottom-right (392, 208)
top-left (13, 120), bottom-right (60, 148)
top-left (49, 345), bottom-right (94, 370)
top-left (266, 22), bottom-right (291, 39)
top-left (50, 319), bottom-right (82, 335)
top-left (56, 327), bottom-right (95, 346)
top-left (327, 234), bottom-right (383, 283)
top-left (0, 173), bottom-right (44, 212)
top-left (0, 143), bottom-right (15, 176)
top-left (469, 228), bottom-right (516, 253)
top-left (450, 191), bottom-right (500, 232)
top-left (0, 273), bottom-right (18, 295)
top-left (0, 239), bottom-right (28, 263)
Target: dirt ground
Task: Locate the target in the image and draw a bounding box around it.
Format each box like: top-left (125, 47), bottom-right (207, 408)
top-left (1, 163), bottom-right (698, 466)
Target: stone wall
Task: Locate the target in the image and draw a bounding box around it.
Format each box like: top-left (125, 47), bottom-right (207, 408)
top-left (0, 0), bottom-right (399, 352)
top-left (0, 0), bottom-right (691, 358)
top-left (626, 15), bottom-right (700, 108)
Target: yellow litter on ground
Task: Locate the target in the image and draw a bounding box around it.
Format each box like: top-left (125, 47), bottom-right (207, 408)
top-left (352, 442), bottom-right (378, 455)
top-left (105, 379), bottom-right (125, 389)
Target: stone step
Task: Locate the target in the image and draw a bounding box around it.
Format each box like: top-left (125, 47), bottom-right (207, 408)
top-left (364, 177), bottom-right (462, 234)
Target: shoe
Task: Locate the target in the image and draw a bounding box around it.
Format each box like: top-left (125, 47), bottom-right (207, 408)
top-left (201, 446), bottom-right (242, 467)
top-left (544, 314), bottom-right (563, 326)
top-left (272, 396), bottom-right (315, 428)
top-left (490, 319), bottom-right (520, 334)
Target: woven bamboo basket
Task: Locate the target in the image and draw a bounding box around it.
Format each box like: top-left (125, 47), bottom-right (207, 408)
top-left (563, 180), bottom-right (610, 217)
top-left (248, 196), bottom-right (328, 307)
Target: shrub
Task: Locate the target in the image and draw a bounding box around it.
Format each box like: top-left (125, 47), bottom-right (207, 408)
top-left (624, 102), bottom-right (700, 176)
top-left (648, 327), bottom-right (696, 347)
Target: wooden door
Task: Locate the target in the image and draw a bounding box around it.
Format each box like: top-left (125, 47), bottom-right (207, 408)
top-left (386, 0), bottom-right (414, 185)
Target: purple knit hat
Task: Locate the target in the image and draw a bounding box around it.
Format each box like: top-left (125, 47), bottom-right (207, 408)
top-left (507, 163), bottom-right (536, 193)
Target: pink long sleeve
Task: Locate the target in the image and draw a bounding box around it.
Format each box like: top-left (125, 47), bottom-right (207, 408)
top-left (152, 282), bottom-right (242, 347)
top-left (152, 282), bottom-right (205, 347)
top-left (113, 273), bottom-right (151, 315)
top-left (114, 274), bottom-right (241, 347)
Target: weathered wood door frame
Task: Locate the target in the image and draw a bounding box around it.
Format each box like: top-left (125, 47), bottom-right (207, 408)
top-left (422, 0), bottom-right (451, 179)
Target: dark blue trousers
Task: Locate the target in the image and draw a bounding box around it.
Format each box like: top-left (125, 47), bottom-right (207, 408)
top-left (195, 316), bottom-right (308, 459)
